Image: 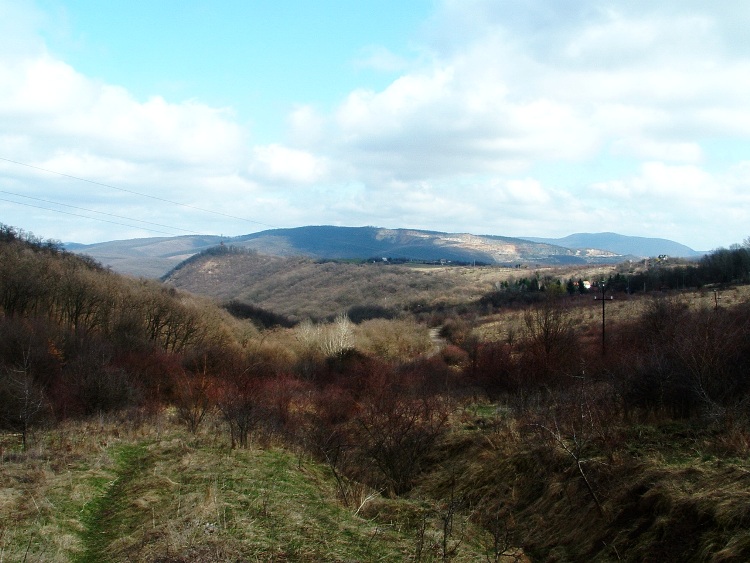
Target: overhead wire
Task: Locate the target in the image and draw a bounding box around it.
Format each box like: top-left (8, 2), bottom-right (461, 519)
top-left (0, 196), bottom-right (179, 237)
top-left (0, 155), bottom-right (405, 257)
top-left (0, 156), bottom-right (278, 229)
top-left (0, 189), bottom-right (205, 236)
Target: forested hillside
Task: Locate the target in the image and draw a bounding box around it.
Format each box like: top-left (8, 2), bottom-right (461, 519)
top-left (3, 223), bottom-right (750, 561)
top-left (162, 245), bottom-right (514, 321)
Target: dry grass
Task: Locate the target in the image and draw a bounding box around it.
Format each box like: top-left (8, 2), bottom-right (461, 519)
top-left (4, 399), bottom-right (750, 561)
top-left (413, 403), bottom-right (750, 562)
top-left (0, 410), bottom-right (497, 562)
top-left (472, 284), bottom-right (750, 349)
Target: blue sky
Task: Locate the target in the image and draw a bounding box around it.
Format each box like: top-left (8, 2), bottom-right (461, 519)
top-left (37, 1), bottom-right (433, 141)
top-left (2, 0), bottom-right (750, 250)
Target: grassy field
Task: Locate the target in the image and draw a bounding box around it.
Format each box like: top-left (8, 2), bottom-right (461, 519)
top-left (0, 412), bottom-right (501, 562)
top-left (4, 399), bottom-right (750, 562)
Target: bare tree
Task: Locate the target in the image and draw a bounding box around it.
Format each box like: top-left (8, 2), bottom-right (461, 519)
top-left (320, 314), bottom-right (355, 358)
top-left (521, 297), bottom-right (579, 385)
top-left (355, 393), bottom-right (449, 495)
top-left (530, 383), bottom-right (607, 515)
top-left (174, 359), bottom-right (215, 434)
top-left (217, 368), bottom-right (263, 448)
top-left (523, 298), bottom-right (576, 365)
top-left (0, 350), bottom-right (47, 450)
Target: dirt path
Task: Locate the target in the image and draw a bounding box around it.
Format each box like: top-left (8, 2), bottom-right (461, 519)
top-left (76, 443), bottom-right (152, 563)
top-left (428, 326), bottom-right (447, 357)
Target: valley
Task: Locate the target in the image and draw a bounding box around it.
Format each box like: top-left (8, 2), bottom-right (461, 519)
top-left (2, 223), bottom-right (749, 561)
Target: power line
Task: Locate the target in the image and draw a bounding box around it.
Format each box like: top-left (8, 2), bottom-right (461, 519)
top-left (0, 156), bottom-right (377, 252)
top-left (0, 155), bottom-right (413, 258)
top-left (0, 189), bottom-right (204, 236)
top-left (0, 197), bottom-right (182, 237)
top-left (0, 156), bottom-right (278, 229)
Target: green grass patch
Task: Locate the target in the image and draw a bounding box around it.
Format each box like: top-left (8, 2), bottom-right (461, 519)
top-left (1, 420), bottom-right (492, 562)
top-left (7, 408), bottom-right (750, 562)
top-left (75, 443), bottom-right (153, 563)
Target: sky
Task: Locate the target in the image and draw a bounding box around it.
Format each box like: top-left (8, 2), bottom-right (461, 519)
top-left (2, 0), bottom-right (750, 250)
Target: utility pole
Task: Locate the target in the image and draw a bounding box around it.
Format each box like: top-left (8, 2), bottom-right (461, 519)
top-left (594, 279), bottom-right (613, 356)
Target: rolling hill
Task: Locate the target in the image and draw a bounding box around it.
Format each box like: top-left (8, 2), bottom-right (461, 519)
top-left (70, 226), bottom-right (638, 278)
top-left (69, 226), bottom-right (702, 280)
top-left (524, 232), bottom-right (704, 258)
top-left (227, 226), bottom-right (627, 265)
top-left (161, 249), bottom-right (504, 321)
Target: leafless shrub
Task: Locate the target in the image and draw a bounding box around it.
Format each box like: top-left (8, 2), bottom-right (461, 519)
top-left (356, 318), bottom-right (432, 362)
top-left (0, 352), bottom-right (49, 449)
top-left (521, 297), bottom-right (580, 382)
top-left (173, 360), bottom-right (215, 434)
top-left (481, 506), bottom-right (520, 563)
top-left (354, 392), bottom-right (449, 495)
top-left (617, 298), bottom-right (750, 422)
top-left (216, 371), bottom-right (260, 449)
top-left (62, 340), bottom-right (140, 416)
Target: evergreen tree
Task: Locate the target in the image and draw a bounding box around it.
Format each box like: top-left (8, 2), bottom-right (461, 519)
top-left (566, 279), bottom-right (576, 295)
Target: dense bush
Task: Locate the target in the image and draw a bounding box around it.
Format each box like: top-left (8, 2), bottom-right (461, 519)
top-left (346, 304), bottom-right (396, 323)
top-left (356, 318), bottom-right (432, 361)
top-left (611, 298), bottom-right (750, 421)
top-left (223, 299), bottom-right (296, 329)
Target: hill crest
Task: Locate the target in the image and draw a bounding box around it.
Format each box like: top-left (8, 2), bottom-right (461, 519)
top-left (524, 232), bottom-right (704, 258)
top-left (67, 226), bottom-right (698, 278)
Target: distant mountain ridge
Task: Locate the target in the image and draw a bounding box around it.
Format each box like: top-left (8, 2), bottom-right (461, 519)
top-left (523, 232), bottom-right (704, 259)
top-left (66, 235), bottom-right (226, 278)
top-left (68, 226), bottom-right (698, 278)
top-left (229, 226), bottom-right (608, 264)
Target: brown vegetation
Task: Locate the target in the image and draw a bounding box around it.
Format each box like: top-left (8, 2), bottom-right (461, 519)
top-left (163, 249), bottom-right (528, 321)
top-left (3, 223), bottom-right (750, 561)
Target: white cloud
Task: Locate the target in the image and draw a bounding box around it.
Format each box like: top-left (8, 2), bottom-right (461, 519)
top-left (592, 162), bottom-right (714, 201)
top-left (610, 139), bottom-right (703, 163)
top-left (249, 144), bottom-right (330, 185)
top-left (306, 2), bottom-right (744, 191)
top-left (504, 178), bottom-right (552, 205)
top-left (0, 53), bottom-right (246, 168)
top-left (275, 0), bottom-right (749, 249)
top-left (584, 161), bottom-right (750, 247)
top-left (0, 16), bottom-right (261, 241)
top-left (288, 104), bottom-right (327, 146)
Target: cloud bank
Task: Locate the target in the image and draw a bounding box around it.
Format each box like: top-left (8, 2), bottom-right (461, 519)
top-left (1, 0), bottom-right (750, 249)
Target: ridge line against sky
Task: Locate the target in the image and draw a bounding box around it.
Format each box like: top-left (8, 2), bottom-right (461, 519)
top-left (1, 0), bottom-right (750, 249)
